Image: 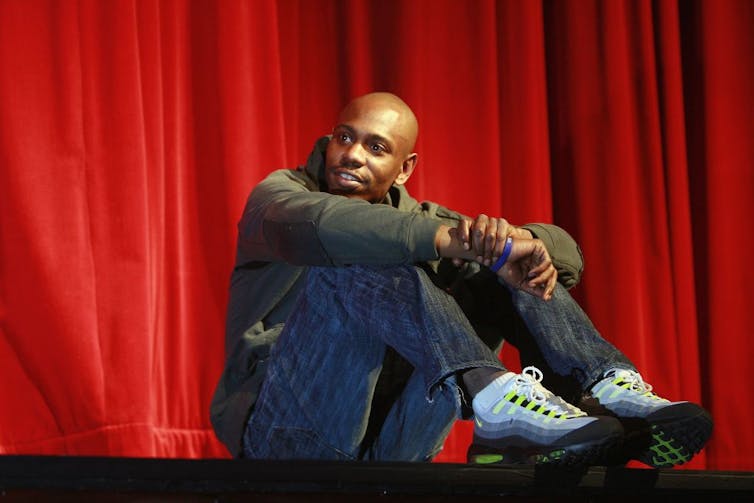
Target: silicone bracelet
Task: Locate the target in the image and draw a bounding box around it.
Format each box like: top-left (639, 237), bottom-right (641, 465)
top-left (490, 236), bottom-right (513, 273)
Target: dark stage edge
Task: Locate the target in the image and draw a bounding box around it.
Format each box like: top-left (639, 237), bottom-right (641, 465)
top-left (1, 456), bottom-right (753, 502)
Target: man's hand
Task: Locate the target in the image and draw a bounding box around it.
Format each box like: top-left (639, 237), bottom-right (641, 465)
top-left (455, 214), bottom-right (533, 266)
top-left (435, 215), bottom-right (556, 300)
top-left (496, 238), bottom-right (558, 300)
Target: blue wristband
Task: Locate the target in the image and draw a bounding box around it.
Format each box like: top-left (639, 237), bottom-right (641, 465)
top-left (490, 236), bottom-right (513, 273)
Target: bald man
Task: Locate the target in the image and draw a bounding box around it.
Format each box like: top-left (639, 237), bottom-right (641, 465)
top-left (211, 93), bottom-right (711, 468)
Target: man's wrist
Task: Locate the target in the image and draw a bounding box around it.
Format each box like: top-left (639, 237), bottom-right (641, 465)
top-left (490, 236), bottom-right (514, 273)
top-left (435, 225), bottom-right (475, 260)
top-left (515, 226), bottom-right (534, 240)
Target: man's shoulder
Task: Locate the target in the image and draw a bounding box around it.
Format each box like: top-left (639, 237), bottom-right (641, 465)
top-left (256, 137), bottom-right (328, 192)
top-left (264, 166), bottom-right (310, 182)
top-left (256, 166), bottom-right (319, 193)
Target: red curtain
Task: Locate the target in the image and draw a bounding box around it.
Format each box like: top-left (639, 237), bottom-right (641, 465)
top-left (0, 0), bottom-right (752, 470)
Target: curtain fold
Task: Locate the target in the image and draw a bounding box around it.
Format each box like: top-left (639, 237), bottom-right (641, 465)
top-left (0, 0), bottom-right (751, 469)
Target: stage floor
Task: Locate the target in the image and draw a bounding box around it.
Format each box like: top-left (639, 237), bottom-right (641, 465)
top-left (1, 455), bottom-right (753, 502)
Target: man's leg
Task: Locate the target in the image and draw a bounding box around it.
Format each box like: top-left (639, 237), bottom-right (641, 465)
top-left (364, 369), bottom-right (459, 461)
top-left (243, 265), bottom-right (504, 461)
top-left (507, 283), bottom-right (634, 398)
top-left (244, 265), bottom-right (624, 465)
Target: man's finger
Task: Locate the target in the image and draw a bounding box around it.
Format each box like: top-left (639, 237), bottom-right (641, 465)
top-left (472, 214), bottom-right (489, 259)
top-left (458, 219), bottom-right (472, 250)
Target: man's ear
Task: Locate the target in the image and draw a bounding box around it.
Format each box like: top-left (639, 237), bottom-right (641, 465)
top-left (394, 153), bottom-right (418, 185)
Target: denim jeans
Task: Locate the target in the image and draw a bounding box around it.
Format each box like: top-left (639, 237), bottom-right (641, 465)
top-left (242, 265), bottom-right (633, 461)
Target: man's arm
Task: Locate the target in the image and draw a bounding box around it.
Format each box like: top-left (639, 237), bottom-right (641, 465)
top-left (236, 169), bottom-right (442, 266)
top-left (434, 222), bottom-right (558, 301)
top-left (520, 223), bottom-right (584, 289)
top-left (417, 198), bottom-right (584, 288)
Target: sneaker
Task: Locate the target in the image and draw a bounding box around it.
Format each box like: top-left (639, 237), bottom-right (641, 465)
top-left (590, 368), bottom-right (713, 468)
top-left (468, 366), bottom-right (623, 466)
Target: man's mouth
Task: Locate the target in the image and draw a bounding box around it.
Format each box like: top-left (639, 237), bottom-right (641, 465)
top-left (337, 171), bottom-right (360, 182)
top-left (327, 166), bottom-right (367, 194)
top-left (330, 168), bottom-right (364, 185)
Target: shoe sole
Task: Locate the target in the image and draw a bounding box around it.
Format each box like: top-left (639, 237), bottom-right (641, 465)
top-left (636, 406), bottom-right (713, 468)
top-left (468, 430), bottom-right (623, 467)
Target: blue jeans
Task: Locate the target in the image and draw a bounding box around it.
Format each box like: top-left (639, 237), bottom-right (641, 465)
top-left (242, 265), bottom-right (632, 461)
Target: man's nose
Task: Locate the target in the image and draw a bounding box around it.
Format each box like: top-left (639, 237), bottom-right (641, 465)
top-left (340, 142), bottom-right (366, 167)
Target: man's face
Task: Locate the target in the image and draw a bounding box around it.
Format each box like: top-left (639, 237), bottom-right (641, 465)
top-left (325, 104), bottom-right (415, 203)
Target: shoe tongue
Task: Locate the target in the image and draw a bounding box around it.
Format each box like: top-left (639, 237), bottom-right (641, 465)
top-left (488, 371), bottom-right (520, 394)
top-left (607, 368), bottom-right (634, 380)
top-left (471, 371), bottom-right (518, 412)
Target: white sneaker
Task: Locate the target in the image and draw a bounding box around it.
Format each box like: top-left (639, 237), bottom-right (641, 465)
top-left (591, 368), bottom-right (713, 468)
top-left (468, 366), bottom-right (623, 466)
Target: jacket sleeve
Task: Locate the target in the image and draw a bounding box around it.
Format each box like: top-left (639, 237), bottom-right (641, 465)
top-left (236, 169), bottom-right (442, 266)
top-left (520, 223), bottom-right (584, 288)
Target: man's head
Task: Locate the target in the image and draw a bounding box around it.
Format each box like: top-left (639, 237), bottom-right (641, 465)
top-left (325, 92), bottom-right (419, 203)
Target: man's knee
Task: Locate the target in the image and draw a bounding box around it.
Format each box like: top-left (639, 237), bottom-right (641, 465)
top-left (305, 265), bottom-right (435, 300)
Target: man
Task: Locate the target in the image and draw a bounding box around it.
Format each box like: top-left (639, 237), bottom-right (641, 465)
top-left (210, 92), bottom-right (712, 467)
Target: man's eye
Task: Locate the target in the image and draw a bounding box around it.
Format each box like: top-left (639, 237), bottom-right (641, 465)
top-left (370, 143), bottom-right (385, 153)
top-left (338, 133), bottom-right (351, 143)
